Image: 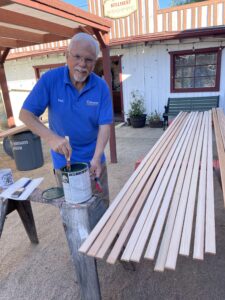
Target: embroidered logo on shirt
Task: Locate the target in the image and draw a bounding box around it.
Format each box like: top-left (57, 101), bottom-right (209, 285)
top-left (86, 100), bottom-right (99, 106)
top-left (57, 98), bottom-right (64, 103)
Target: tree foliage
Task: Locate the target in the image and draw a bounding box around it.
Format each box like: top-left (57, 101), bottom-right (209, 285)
top-left (171, 0), bottom-right (207, 6)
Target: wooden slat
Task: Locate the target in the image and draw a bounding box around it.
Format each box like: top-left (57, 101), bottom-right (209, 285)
top-left (207, 4), bottom-right (211, 27)
top-left (165, 113), bottom-right (204, 270)
top-left (205, 111), bottom-right (216, 254)
top-left (0, 121), bottom-right (47, 138)
top-left (145, 113), bottom-right (199, 261)
top-left (193, 112), bottom-right (209, 260)
top-left (154, 114), bottom-right (202, 272)
top-left (90, 114), bottom-right (188, 258)
top-left (179, 112), bottom-right (207, 257)
top-left (217, 108), bottom-right (225, 151)
top-left (106, 114), bottom-right (188, 264)
top-left (212, 108), bottom-right (225, 207)
top-left (121, 113), bottom-right (193, 262)
top-left (130, 113), bottom-right (197, 262)
top-left (79, 113), bottom-right (186, 254)
top-left (191, 7), bottom-right (196, 28)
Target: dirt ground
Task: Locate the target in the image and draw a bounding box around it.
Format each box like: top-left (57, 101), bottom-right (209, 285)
top-left (0, 125), bottom-right (225, 300)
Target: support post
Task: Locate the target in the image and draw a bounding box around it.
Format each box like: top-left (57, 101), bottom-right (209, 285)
top-left (60, 196), bottom-right (107, 300)
top-left (0, 48), bottom-right (15, 128)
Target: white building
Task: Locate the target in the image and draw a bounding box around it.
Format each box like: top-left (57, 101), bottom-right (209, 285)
top-left (2, 0), bottom-right (225, 126)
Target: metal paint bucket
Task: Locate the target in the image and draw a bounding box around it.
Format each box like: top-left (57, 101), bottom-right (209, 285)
top-left (61, 163), bottom-right (92, 204)
top-left (0, 168), bottom-right (14, 190)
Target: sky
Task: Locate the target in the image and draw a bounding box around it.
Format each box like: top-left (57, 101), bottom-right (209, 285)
top-left (64, 0), bottom-right (172, 10)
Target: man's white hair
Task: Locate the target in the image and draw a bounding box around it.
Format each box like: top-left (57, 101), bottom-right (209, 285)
top-left (68, 33), bottom-right (100, 58)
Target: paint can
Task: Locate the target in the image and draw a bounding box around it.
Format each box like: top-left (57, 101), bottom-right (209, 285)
top-left (61, 163), bottom-right (92, 204)
top-left (0, 168), bottom-right (14, 190)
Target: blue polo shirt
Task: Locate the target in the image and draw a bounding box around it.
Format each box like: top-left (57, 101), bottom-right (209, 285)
top-left (22, 66), bottom-right (113, 169)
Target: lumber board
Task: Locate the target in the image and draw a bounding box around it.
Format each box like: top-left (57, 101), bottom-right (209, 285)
top-left (205, 111), bottom-right (216, 254)
top-left (217, 108), bottom-right (225, 151)
top-left (106, 114), bottom-right (188, 264)
top-left (193, 112), bottom-right (209, 260)
top-left (80, 110), bottom-right (217, 271)
top-left (0, 120), bottom-right (48, 138)
top-left (79, 112), bottom-right (187, 254)
top-left (130, 113), bottom-right (197, 262)
top-left (145, 113), bottom-right (199, 261)
top-left (179, 112), bottom-right (207, 257)
top-left (121, 113), bottom-right (194, 262)
top-left (165, 113), bottom-right (204, 270)
top-left (154, 113), bottom-right (201, 272)
top-left (88, 113), bottom-right (187, 258)
top-left (0, 124), bottom-right (29, 138)
top-left (212, 108), bottom-right (225, 207)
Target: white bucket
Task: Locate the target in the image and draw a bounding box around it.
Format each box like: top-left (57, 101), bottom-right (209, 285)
top-left (61, 163), bottom-right (92, 204)
top-left (0, 168), bottom-right (14, 189)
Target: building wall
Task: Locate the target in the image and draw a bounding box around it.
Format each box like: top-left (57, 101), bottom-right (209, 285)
top-left (4, 53), bottom-right (66, 126)
top-left (88, 0), bottom-right (225, 40)
top-left (110, 39), bottom-right (225, 117)
top-left (4, 39), bottom-right (225, 126)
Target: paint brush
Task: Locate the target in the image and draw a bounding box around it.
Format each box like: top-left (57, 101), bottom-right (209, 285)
top-left (94, 177), bottom-right (103, 193)
top-left (11, 179), bottom-right (32, 198)
top-left (65, 136), bottom-right (71, 172)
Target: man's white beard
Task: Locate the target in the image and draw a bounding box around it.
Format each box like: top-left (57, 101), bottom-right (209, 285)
top-left (73, 73), bottom-right (87, 83)
top-left (73, 67), bottom-right (88, 83)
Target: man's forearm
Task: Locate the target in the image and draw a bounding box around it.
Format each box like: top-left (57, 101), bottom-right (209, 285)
top-left (19, 108), bottom-right (55, 140)
top-left (93, 124), bottom-right (111, 161)
top-left (19, 108), bottom-right (72, 157)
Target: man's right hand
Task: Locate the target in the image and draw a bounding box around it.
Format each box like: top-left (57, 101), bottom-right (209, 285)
top-left (47, 134), bottom-right (72, 159)
top-left (19, 109), bottom-right (72, 159)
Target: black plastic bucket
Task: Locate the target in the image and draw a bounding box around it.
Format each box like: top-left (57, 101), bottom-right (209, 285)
top-left (9, 131), bottom-right (44, 171)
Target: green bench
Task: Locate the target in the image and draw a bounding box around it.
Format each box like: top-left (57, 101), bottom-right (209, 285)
top-left (163, 96), bottom-right (219, 129)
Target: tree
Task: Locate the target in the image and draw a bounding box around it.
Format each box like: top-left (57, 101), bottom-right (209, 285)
top-left (171, 0), bottom-right (207, 6)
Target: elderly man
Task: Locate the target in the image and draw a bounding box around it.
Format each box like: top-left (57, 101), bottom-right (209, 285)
top-left (19, 33), bottom-right (113, 207)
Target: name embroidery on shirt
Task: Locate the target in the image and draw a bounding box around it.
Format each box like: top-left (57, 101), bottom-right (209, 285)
top-left (86, 100), bottom-right (99, 106)
top-left (57, 98), bottom-right (64, 103)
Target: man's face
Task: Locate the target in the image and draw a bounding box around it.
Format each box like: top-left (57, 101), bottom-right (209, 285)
top-left (66, 40), bottom-right (97, 84)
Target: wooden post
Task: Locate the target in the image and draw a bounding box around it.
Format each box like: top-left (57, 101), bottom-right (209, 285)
top-left (0, 48), bottom-right (15, 128)
top-left (60, 196), bottom-right (107, 300)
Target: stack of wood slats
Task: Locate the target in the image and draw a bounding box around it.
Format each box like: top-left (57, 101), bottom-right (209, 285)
top-left (79, 111), bottom-right (216, 271)
top-left (213, 108), bottom-right (225, 205)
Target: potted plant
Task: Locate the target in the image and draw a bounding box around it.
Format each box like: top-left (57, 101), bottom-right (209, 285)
top-left (147, 110), bottom-right (163, 128)
top-left (128, 90), bottom-right (146, 128)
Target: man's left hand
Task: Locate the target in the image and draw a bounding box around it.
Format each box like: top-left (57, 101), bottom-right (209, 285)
top-left (90, 158), bottom-right (102, 178)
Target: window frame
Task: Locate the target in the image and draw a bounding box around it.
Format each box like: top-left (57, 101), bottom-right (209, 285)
top-left (170, 47), bottom-right (222, 93)
top-left (33, 63), bottom-right (65, 80)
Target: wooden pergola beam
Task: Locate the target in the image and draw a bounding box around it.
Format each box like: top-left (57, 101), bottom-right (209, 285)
top-left (0, 0), bottom-right (11, 6)
top-left (0, 26), bottom-right (72, 45)
top-left (0, 37), bottom-right (37, 48)
top-left (0, 8), bottom-right (76, 38)
top-left (11, 0), bottom-right (111, 33)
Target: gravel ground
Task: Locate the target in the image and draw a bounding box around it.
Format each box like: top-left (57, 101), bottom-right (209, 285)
top-left (0, 125), bottom-right (225, 300)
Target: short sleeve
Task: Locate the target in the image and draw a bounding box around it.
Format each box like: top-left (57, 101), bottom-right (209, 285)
top-left (22, 74), bottom-right (50, 117)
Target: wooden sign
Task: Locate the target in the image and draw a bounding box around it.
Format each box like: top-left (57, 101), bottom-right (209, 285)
top-left (104, 0), bottom-right (137, 19)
